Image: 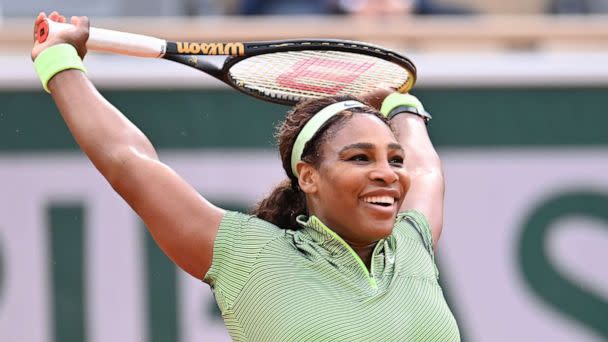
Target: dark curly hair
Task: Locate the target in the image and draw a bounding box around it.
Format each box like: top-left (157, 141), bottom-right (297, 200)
top-left (251, 95), bottom-right (388, 229)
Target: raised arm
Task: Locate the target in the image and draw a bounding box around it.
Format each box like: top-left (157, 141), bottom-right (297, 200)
top-left (364, 90), bottom-right (444, 247)
top-left (32, 12), bottom-right (224, 279)
top-left (391, 111), bottom-right (444, 246)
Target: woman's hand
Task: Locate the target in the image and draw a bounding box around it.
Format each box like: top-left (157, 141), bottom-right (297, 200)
top-left (32, 11), bottom-right (89, 61)
top-left (360, 88), bottom-right (394, 110)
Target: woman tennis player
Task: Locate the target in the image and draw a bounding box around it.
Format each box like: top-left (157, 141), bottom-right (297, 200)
top-left (32, 12), bottom-right (460, 341)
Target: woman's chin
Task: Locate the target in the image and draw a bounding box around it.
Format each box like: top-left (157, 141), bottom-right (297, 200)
top-left (360, 218), bottom-right (395, 241)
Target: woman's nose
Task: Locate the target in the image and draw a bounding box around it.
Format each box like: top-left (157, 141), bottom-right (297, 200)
top-left (370, 160), bottom-right (399, 184)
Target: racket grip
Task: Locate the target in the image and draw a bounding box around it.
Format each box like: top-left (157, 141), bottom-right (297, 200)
top-left (37, 18), bottom-right (167, 58)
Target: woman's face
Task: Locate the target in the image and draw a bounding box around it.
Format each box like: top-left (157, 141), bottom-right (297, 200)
top-left (305, 113), bottom-right (410, 246)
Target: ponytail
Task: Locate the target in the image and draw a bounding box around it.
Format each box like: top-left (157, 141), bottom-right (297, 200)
top-left (251, 179), bottom-right (307, 229)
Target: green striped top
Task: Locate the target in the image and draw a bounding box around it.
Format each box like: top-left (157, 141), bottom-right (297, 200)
top-left (204, 210), bottom-right (460, 341)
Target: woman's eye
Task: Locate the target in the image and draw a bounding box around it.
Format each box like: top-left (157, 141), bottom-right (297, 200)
top-left (348, 154), bottom-right (369, 162)
top-left (390, 156), bottom-right (404, 165)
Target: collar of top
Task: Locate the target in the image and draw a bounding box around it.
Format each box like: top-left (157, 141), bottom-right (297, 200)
top-left (295, 214), bottom-right (394, 263)
top-left (296, 214), bottom-right (349, 249)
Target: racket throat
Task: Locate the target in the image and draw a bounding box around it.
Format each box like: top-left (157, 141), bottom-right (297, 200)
top-left (164, 55), bottom-right (225, 79)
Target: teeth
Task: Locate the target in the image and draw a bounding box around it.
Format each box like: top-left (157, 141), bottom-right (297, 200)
top-left (363, 196), bottom-right (395, 205)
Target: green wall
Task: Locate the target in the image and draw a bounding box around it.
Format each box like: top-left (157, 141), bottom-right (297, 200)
top-left (1, 87), bottom-right (607, 151)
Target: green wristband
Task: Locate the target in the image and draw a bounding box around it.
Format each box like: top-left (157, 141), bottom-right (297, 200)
top-left (380, 93), bottom-right (431, 123)
top-left (34, 44), bottom-right (86, 93)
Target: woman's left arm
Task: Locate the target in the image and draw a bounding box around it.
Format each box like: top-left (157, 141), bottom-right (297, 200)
top-left (391, 113), bottom-right (444, 247)
top-left (363, 90), bottom-right (444, 247)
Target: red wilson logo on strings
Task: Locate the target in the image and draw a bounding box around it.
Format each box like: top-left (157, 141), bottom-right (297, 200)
top-left (277, 57), bottom-right (374, 95)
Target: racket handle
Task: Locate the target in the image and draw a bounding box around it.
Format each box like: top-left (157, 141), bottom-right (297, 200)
top-left (37, 18), bottom-right (167, 58)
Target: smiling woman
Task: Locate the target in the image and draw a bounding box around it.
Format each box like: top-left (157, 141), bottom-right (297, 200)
top-left (254, 97), bottom-right (408, 264)
top-left (31, 11), bottom-right (457, 342)
top-left (209, 94), bottom-right (458, 341)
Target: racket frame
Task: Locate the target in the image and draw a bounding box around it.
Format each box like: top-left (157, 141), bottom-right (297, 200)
top-left (38, 19), bottom-right (417, 106)
top-left (166, 39), bottom-right (417, 105)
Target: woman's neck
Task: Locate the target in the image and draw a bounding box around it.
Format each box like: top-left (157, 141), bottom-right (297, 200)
top-left (348, 241), bottom-right (377, 270)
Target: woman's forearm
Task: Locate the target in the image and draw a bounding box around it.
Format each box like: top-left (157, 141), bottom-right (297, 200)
top-left (49, 70), bottom-right (158, 182)
top-left (390, 114), bottom-right (442, 172)
top-left (391, 113), bottom-right (445, 245)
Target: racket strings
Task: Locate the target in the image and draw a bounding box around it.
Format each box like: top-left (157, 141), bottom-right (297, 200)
top-left (228, 50), bottom-right (410, 103)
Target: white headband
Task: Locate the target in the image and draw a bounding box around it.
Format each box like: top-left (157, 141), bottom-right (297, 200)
top-left (290, 100), bottom-right (367, 177)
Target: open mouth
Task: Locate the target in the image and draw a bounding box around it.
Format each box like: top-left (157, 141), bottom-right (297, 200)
top-left (362, 196), bottom-right (395, 207)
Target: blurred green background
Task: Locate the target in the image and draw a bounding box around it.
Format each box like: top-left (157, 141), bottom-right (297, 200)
top-left (1, 2), bottom-right (608, 340)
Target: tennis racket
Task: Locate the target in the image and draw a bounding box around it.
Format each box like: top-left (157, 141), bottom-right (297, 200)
top-left (36, 18), bottom-right (417, 106)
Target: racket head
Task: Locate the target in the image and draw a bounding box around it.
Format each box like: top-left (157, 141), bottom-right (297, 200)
top-left (224, 39), bottom-right (417, 106)
top-left (166, 39), bottom-right (417, 106)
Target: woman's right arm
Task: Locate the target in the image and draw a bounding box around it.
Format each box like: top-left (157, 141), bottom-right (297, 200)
top-left (33, 12), bottom-right (224, 279)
